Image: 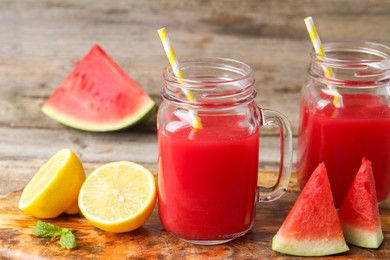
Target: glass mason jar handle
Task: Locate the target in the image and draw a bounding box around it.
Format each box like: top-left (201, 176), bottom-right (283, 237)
top-left (256, 107), bottom-right (293, 202)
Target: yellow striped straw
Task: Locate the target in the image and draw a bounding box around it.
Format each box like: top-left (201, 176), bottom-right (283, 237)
top-left (157, 27), bottom-right (202, 129)
top-left (304, 17), bottom-right (344, 108)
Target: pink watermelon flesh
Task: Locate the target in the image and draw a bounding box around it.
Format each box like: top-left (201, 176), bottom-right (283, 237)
top-left (42, 45), bottom-right (155, 132)
top-left (272, 162), bottom-right (349, 256)
top-left (338, 157), bottom-right (384, 248)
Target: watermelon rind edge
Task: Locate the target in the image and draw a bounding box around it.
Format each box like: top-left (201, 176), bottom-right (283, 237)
top-left (41, 100), bottom-right (156, 132)
top-left (272, 232), bottom-right (349, 257)
top-left (341, 223), bottom-right (384, 249)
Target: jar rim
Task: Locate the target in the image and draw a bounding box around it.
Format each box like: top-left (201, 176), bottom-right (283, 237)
top-left (162, 58), bottom-right (256, 108)
top-left (163, 57), bottom-right (254, 85)
top-left (310, 41), bottom-right (390, 65)
top-left (309, 41), bottom-right (390, 85)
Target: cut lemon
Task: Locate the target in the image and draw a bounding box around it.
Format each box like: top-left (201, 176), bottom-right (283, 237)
top-left (64, 201), bottom-right (81, 215)
top-left (18, 148), bottom-right (86, 218)
top-left (78, 161), bottom-right (156, 233)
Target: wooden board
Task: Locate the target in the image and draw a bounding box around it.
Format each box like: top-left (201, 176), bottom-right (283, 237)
top-left (1, 0), bottom-right (390, 196)
top-left (1, 186), bottom-right (390, 259)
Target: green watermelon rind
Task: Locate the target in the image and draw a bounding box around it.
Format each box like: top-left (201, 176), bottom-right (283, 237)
top-left (341, 223), bottom-right (384, 249)
top-left (42, 100), bottom-right (156, 132)
top-left (272, 233), bottom-right (349, 257)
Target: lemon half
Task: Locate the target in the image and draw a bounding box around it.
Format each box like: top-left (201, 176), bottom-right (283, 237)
top-left (78, 161), bottom-right (156, 233)
top-left (19, 149), bottom-right (86, 218)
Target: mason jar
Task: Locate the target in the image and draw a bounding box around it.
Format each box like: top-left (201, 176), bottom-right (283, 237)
top-left (297, 41), bottom-right (390, 208)
top-left (157, 58), bottom-right (293, 245)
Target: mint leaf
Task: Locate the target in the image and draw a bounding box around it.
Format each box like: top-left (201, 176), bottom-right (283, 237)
top-left (33, 221), bottom-right (77, 249)
top-left (34, 221), bottom-right (62, 239)
top-left (60, 229), bottom-right (77, 249)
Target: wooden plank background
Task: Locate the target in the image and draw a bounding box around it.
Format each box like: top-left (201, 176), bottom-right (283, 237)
top-left (0, 0), bottom-right (389, 193)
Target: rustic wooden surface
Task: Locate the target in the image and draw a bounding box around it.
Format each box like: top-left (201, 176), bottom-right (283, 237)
top-left (1, 0), bottom-right (390, 259)
top-left (1, 174), bottom-right (390, 260)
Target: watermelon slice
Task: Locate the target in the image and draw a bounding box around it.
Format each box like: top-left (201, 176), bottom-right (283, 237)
top-left (42, 45), bottom-right (155, 132)
top-left (272, 162), bottom-right (349, 256)
top-left (338, 157), bottom-right (384, 248)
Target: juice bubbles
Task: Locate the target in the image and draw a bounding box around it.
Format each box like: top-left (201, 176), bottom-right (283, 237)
top-left (297, 94), bottom-right (390, 207)
top-left (297, 41), bottom-right (390, 208)
top-left (157, 58), bottom-right (293, 245)
top-left (158, 116), bottom-right (259, 241)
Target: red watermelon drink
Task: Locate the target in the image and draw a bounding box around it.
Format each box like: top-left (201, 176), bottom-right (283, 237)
top-left (158, 116), bottom-right (259, 241)
top-left (297, 94), bottom-right (390, 207)
top-left (297, 41), bottom-right (390, 208)
top-left (157, 58), bottom-right (293, 245)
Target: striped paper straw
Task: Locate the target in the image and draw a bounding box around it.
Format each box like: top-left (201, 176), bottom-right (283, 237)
top-left (157, 27), bottom-right (202, 129)
top-left (304, 17), bottom-right (344, 108)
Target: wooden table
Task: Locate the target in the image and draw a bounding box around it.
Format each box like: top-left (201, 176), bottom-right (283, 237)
top-left (1, 176), bottom-right (390, 259)
top-left (1, 0), bottom-right (390, 259)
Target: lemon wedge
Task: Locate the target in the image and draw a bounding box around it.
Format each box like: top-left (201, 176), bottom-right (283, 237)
top-left (19, 149), bottom-right (86, 218)
top-left (78, 161), bottom-right (156, 233)
top-left (64, 201), bottom-right (81, 215)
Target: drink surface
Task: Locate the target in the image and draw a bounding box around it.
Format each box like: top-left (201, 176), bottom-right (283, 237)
top-left (158, 115), bottom-right (259, 240)
top-left (297, 93), bottom-right (390, 207)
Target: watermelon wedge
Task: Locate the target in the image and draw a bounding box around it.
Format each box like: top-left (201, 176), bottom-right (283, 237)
top-left (272, 162), bottom-right (349, 256)
top-left (42, 45), bottom-right (155, 132)
top-left (338, 157), bottom-right (384, 248)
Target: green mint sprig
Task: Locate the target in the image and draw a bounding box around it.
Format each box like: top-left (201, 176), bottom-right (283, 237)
top-left (34, 221), bottom-right (77, 249)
